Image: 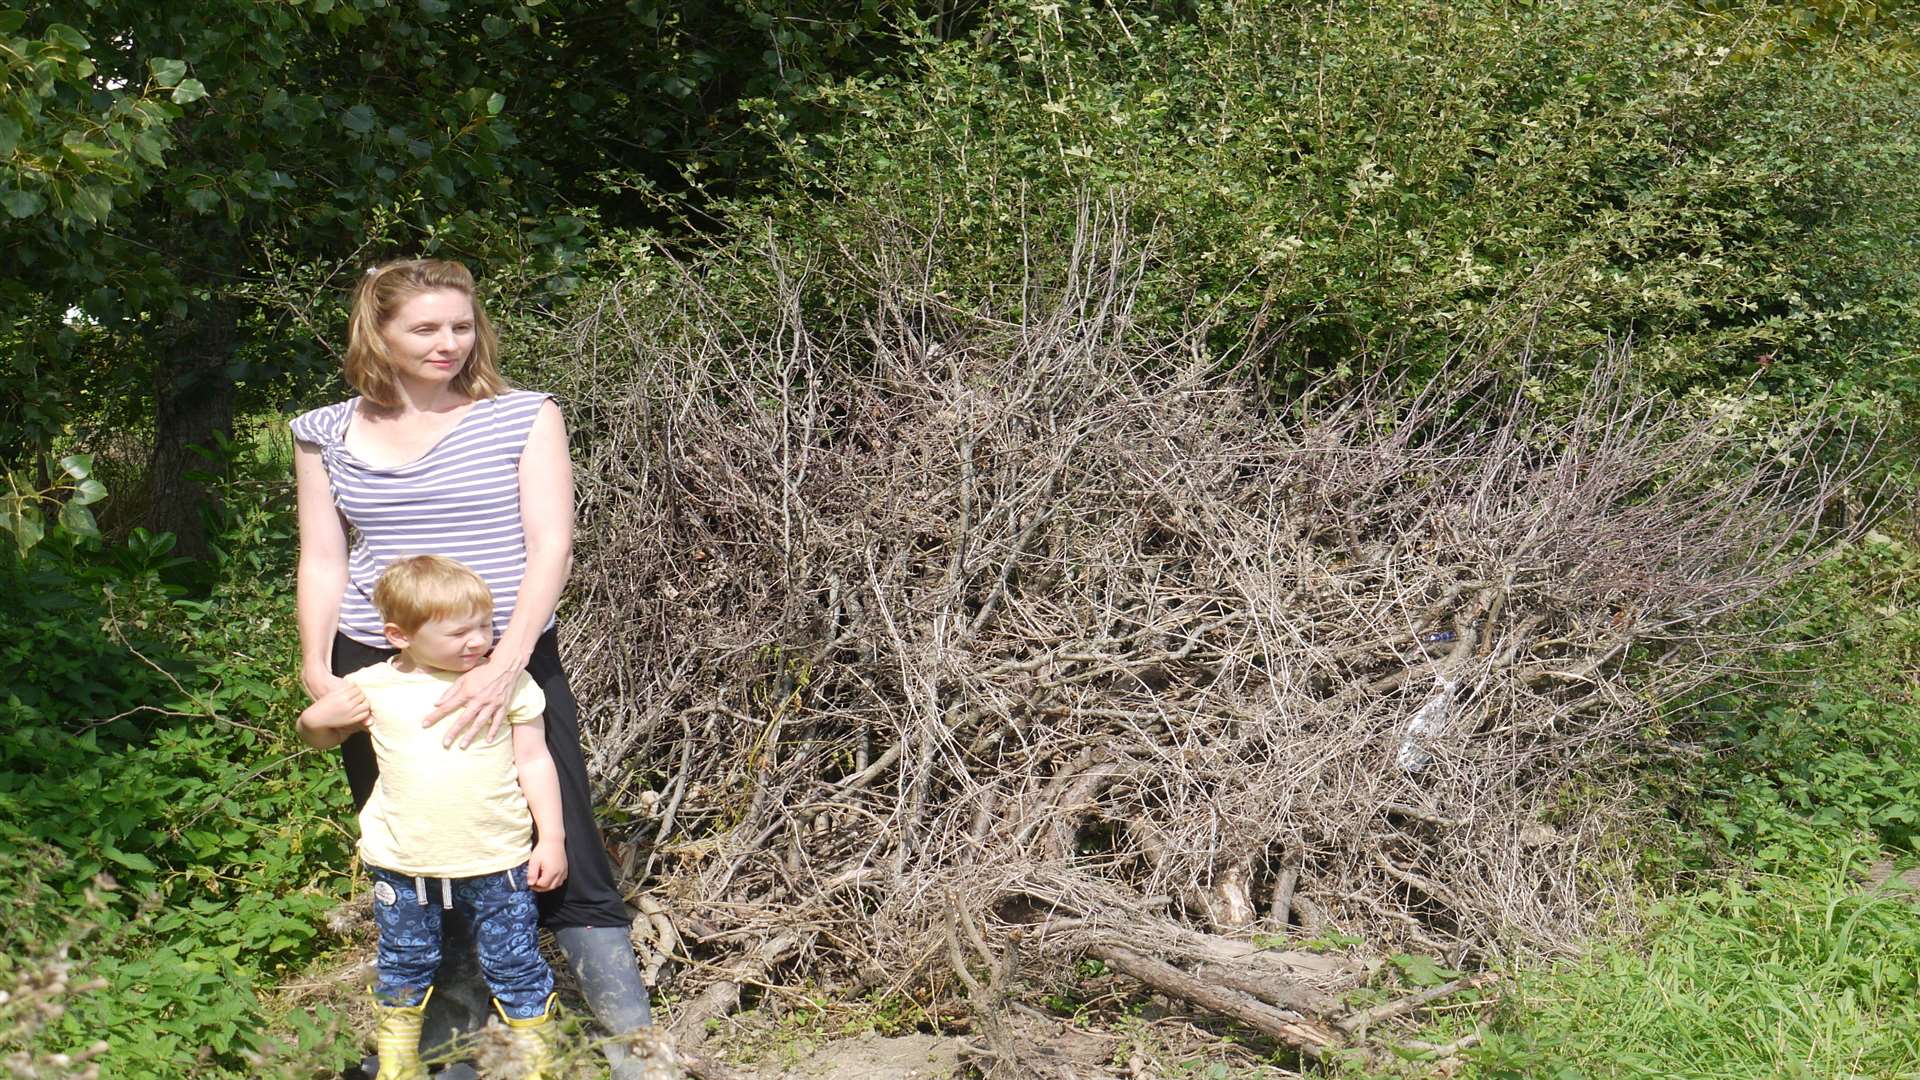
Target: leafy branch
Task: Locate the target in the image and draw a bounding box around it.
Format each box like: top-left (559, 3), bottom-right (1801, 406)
top-left (1, 452), bottom-right (104, 556)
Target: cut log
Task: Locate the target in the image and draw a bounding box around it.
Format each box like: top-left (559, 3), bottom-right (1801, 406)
top-left (1191, 960), bottom-right (1344, 1017)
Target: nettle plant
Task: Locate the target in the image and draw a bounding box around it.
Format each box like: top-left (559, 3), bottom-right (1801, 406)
top-left (0, 439), bottom-right (354, 1076)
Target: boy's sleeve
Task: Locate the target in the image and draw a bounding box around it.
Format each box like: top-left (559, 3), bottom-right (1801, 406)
top-left (506, 673), bottom-right (547, 725)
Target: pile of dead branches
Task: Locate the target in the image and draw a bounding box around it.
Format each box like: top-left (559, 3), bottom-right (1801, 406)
top-left (549, 208), bottom-right (1855, 1067)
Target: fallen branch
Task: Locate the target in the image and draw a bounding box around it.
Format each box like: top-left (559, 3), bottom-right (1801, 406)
top-left (666, 933), bottom-right (804, 1052)
top-left (1336, 973), bottom-right (1499, 1037)
top-left (1085, 941), bottom-right (1341, 1059)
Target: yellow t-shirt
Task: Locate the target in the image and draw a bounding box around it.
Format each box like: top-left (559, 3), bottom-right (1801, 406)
top-left (349, 660), bottom-right (548, 878)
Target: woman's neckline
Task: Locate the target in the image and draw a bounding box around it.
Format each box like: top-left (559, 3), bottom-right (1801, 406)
top-left (340, 394), bottom-right (489, 471)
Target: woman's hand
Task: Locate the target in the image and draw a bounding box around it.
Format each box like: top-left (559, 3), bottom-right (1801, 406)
top-left (423, 653), bottom-right (527, 748)
top-left (303, 662), bottom-right (347, 704)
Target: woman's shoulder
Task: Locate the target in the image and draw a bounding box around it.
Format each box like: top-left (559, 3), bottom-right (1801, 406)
top-left (288, 398), bottom-right (359, 447)
top-left (476, 389), bottom-right (559, 444)
top-left (488, 388), bottom-right (557, 416)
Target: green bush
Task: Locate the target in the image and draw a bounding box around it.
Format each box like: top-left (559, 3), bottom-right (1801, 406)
top-left (1659, 532), bottom-right (1920, 874)
top-left (1432, 532), bottom-right (1920, 1078)
top-left (703, 0), bottom-right (1919, 420)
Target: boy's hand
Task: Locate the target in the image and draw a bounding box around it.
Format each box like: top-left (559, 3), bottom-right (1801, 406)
top-left (304, 683), bottom-right (370, 732)
top-left (527, 839), bottom-right (568, 892)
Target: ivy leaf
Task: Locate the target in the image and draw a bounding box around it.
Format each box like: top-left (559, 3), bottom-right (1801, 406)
top-left (171, 78), bottom-right (207, 105)
top-left (58, 453), bottom-right (94, 480)
top-left (340, 104), bottom-right (376, 133)
top-left (0, 117), bottom-right (20, 157)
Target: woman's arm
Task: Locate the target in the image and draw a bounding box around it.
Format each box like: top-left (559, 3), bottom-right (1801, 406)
top-left (295, 439), bottom-right (351, 701)
top-left (513, 717), bottom-right (568, 891)
top-left (427, 399), bottom-right (574, 746)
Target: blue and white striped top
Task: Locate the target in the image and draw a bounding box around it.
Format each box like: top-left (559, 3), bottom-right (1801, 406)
top-left (290, 389), bottom-right (557, 648)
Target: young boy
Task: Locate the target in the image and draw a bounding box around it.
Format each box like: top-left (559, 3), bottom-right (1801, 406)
top-left (300, 555), bottom-right (566, 1080)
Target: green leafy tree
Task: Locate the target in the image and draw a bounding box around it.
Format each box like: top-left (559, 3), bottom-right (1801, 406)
top-left (4, 1), bottom-right (558, 556)
top-left (2, 0), bottom-right (946, 559)
top-left (1, 13), bottom-right (191, 474)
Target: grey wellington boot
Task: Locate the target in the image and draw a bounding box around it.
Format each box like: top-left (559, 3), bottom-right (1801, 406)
top-left (553, 925), bottom-right (654, 1079)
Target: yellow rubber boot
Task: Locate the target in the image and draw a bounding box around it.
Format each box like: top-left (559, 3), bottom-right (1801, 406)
top-left (494, 993), bottom-right (559, 1080)
top-left (372, 986), bottom-right (432, 1080)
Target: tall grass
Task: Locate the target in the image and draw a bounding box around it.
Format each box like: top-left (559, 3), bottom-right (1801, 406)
top-left (1467, 869), bottom-right (1920, 1078)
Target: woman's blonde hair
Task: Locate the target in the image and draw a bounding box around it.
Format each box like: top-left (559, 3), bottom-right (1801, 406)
top-left (372, 555), bottom-right (494, 635)
top-left (345, 259), bottom-right (506, 408)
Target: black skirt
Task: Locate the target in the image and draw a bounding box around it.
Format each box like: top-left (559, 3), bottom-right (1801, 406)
top-left (330, 627), bottom-right (633, 930)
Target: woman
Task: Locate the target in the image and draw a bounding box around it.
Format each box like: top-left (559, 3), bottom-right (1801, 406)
top-left (293, 259), bottom-right (650, 1078)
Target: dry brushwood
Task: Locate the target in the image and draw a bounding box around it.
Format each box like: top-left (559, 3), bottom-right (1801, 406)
top-left (548, 204), bottom-right (1859, 1066)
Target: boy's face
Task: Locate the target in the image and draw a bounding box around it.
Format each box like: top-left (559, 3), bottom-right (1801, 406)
top-left (386, 611), bottom-right (492, 672)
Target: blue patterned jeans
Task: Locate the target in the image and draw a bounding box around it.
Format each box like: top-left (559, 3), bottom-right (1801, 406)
top-left (368, 863), bottom-right (554, 1019)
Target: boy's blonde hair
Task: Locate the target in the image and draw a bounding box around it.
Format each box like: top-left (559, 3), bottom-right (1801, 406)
top-left (371, 556), bottom-right (493, 634)
top-left (346, 259), bottom-right (507, 408)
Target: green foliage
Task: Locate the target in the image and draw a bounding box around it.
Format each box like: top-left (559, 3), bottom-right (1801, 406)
top-left (1711, 0), bottom-right (1920, 60)
top-left (1659, 533), bottom-right (1920, 874)
top-left (1, 450), bottom-right (103, 556)
top-left (716, 0), bottom-right (1919, 421)
top-left (1386, 953), bottom-right (1462, 990)
top-left (0, 10), bottom-right (190, 231)
top-left (0, 434), bottom-right (354, 1076)
top-left (4, 0), bottom-right (959, 549)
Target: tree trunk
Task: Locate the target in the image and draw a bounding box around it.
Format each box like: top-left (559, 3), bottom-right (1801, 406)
top-left (143, 300), bottom-right (242, 561)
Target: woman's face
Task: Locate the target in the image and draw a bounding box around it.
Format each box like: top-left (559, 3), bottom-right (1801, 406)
top-left (379, 288), bottom-right (476, 387)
